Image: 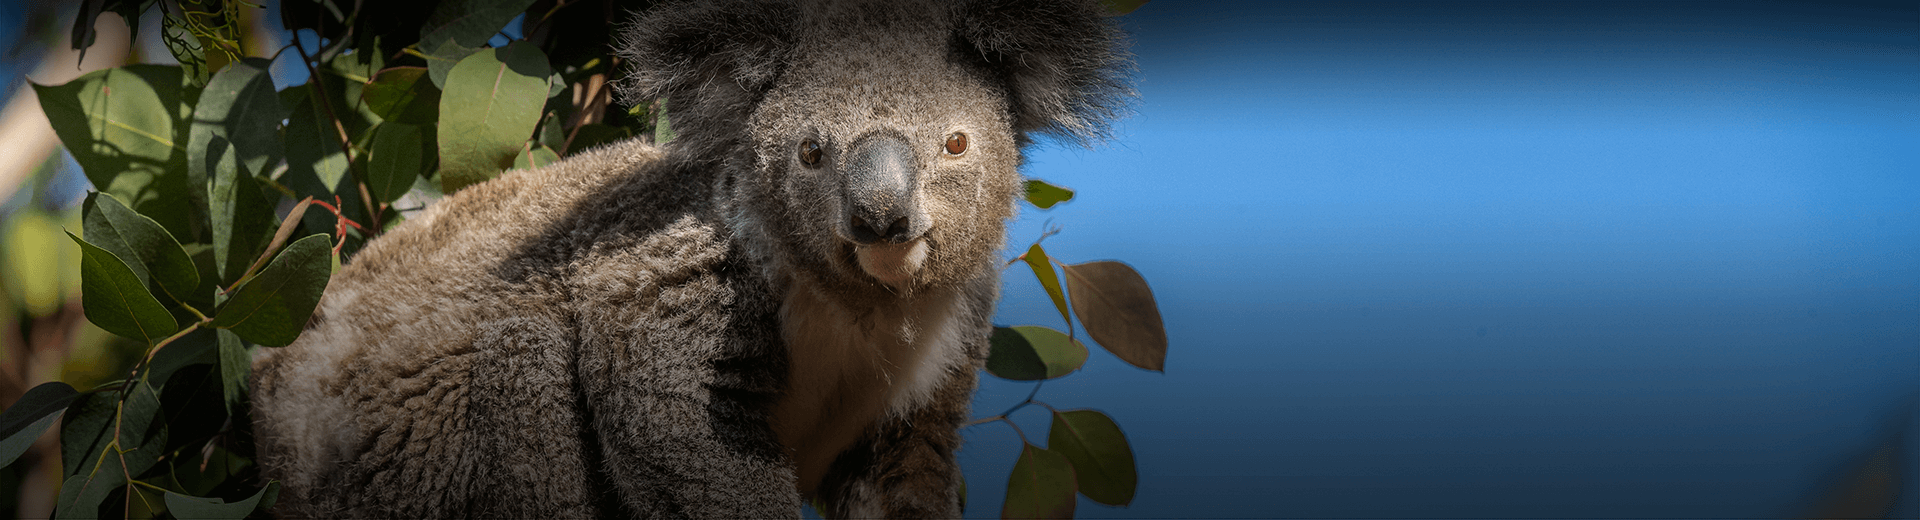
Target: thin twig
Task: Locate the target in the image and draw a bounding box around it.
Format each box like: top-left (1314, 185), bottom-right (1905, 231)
top-left (291, 35), bottom-right (382, 231)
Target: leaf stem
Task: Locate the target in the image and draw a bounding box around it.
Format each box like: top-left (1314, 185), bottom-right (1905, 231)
top-left (999, 417), bottom-right (1030, 446)
top-left (291, 34), bottom-right (382, 231)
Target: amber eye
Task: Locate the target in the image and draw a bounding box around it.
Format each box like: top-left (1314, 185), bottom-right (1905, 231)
top-left (799, 139), bottom-right (822, 166)
top-left (944, 132), bottom-right (968, 156)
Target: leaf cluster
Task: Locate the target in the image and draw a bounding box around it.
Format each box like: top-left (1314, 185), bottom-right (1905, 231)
top-left (974, 181), bottom-right (1171, 519)
top-left (10, 0), bottom-right (666, 517)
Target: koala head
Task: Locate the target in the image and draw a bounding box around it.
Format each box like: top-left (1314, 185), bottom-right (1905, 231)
top-left (616, 0), bottom-right (1131, 301)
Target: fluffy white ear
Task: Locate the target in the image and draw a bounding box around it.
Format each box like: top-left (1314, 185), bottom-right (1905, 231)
top-left (950, 0), bottom-right (1136, 146)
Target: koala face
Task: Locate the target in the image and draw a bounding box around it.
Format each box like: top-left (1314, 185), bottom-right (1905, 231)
top-left (617, 0), bottom-right (1132, 300)
top-left (745, 15), bottom-right (1020, 296)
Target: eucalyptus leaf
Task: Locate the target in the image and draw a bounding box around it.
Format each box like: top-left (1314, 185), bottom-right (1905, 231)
top-left (362, 67), bottom-right (441, 124)
top-left (1048, 409), bottom-right (1137, 506)
top-left (438, 41), bottom-right (551, 192)
top-left (1023, 179), bottom-right (1074, 210)
top-left (1023, 244), bottom-right (1071, 327)
top-left (1062, 261), bottom-right (1167, 372)
top-left (214, 172), bottom-right (278, 285)
top-left (147, 327), bottom-right (219, 389)
top-left (60, 392), bottom-right (115, 478)
top-left (1002, 443), bottom-right (1076, 520)
top-left (34, 65), bottom-right (198, 237)
top-left (423, 41), bottom-right (481, 89)
top-left (985, 326), bottom-right (1087, 381)
top-left (164, 481), bottom-right (280, 520)
top-left (367, 123), bottom-right (428, 203)
top-left (54, 458), bottom-right (122, 520)
top-left (212, 234), bottom-right (333, 347)
top-left (283, 95), bottom-right (351, 196)
top-left (565, 123), bottom-right (629, 155)
top-left (68, 231), bottom-right (179, 344)
top-left (33, 65), bottom-right (185, 200)
top-left (420, 0), bottom-right (538, 56)
top-left (512, 143), bottom-right (560, 170)
top-left (217, 329), bottom-right (249, 415)
top-left (82, 192), bottom-right (198, 301)
top-left (654, 101), bottom-right (675, 144)
top-left (190, 58), bottom-right (282, 202)
top-left (1101, 0), bottom-right (1149, 16)
top-left (0, 382), bottom-right (80, 468)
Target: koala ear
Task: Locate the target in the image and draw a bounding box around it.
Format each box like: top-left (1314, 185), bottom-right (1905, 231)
top-left (614, 0), bottom-right (797, 114)
top-left (952, 0), bottom-right (1135, 146)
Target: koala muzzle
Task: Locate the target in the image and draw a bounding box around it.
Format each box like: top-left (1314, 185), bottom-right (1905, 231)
top-left (842, 133), bottom-right (929, 245)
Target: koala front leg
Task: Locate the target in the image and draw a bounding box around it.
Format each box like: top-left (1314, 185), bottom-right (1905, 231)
top-left (577, 327), bottom-right (800, 518)
top-left (816, 364), bottom-right (977, 519)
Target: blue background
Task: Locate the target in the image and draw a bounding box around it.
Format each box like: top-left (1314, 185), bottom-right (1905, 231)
top-left (964, 1), bottom-right (1920, 518)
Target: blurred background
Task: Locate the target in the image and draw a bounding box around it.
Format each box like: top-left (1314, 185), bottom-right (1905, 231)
top-left (2, 0), bottom-right (1916, 518)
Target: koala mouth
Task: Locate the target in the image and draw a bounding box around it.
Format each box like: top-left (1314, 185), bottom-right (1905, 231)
top-left (854, 238), bottom-right (930, 286)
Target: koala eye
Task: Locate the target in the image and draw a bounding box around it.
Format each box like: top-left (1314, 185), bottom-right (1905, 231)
top-left (944, 132), bottom-right (968, 156)
top-left (799, 139), bottom-right (823, 166)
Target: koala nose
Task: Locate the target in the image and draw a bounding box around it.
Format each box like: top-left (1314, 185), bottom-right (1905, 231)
top-left (842, 134), bottom-right (928, 245)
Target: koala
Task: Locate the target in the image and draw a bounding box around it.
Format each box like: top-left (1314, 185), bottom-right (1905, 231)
top-left (247, 0), bottom-right (1130, 517)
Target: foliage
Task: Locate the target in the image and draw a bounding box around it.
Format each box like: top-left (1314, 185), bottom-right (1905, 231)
top-left (3, 1), bottom-right (1168, 519)
top-left (973, 180), bottom-right (1168, 518)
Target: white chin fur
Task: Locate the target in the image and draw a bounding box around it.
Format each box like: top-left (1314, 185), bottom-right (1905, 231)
top-left (856, 239), bottom-right (929, 285)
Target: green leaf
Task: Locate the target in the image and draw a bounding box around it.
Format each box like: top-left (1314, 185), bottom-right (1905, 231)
top-left (419, 0), bottom-right (538, 58)
top-left (35, 65), bottom-right (199, 238)
top-left (362, 67), bottom-right (441, 124)
top-left (83, 192), bottom-right (198, 301)
top-left (512, 142), bottom-right (560, 170)
top-left (161, 14), bottom-right (212, 87)
top-left (423, 41), bottom-right (481, 89)
top-left (565, 123), bottom-right (629, 155)
top-left (60, 392), bottom-right (113, 478)
top-left (1048, 409), bottom-right (1138, 506)
top-left (1002, 443), bottom-right (1076, 520)
top-left (282, 94), bottom-right (351, 196)
top-left (0, 382), bottom-right (80, 468)
top-left (1023, 244), bottom-right (1071, 327)
top-left (54, 460), bottom-right (121, 520)
top-left (1023, 180), bottom-right (1075, 210)
top-left (54, 382), bottom-right (166, 520)
top-left (164, 481), bottom-right (279, 520)
top-left (437, 41), bottom-right (551, 192)
top-left (190, 59), bottom-right (282, 199)
top-left (1101, 0), bottom-right (1148, 16)
top-left (367, 123), bottom-right (428, 203)
top-left (68, 231), bottom-right (179, 343)
top-left (985, 326), bottom-right (1087, 381)
top-left (147, 327), bottom-right (219, 389)
top-left (654, 100), bottom-right (676, 144)
top-left (195, 59), bottom-right (284, 281)
top-left (116, 381), bottom-right (163, 456)
top-left (212, 234), bottom-right (332, 347)
top-left (34, 65), bottom-right (185, 199)
top-left (217, 329), bottom-right (248, 415)
top-left (1062, 261), bottom-right (1167, 372)
top-left (212, 171), bottom-right (277, 285)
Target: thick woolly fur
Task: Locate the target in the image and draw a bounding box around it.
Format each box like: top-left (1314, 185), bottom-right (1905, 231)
top-left (248, 0), bottom-right (1131, 517)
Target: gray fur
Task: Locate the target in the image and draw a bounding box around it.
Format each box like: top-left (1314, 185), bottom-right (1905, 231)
top-left (249, 0), bottom-right (1131, 517)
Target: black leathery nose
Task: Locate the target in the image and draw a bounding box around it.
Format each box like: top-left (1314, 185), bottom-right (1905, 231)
top-left (843, 133), bottom-right (926, 245)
